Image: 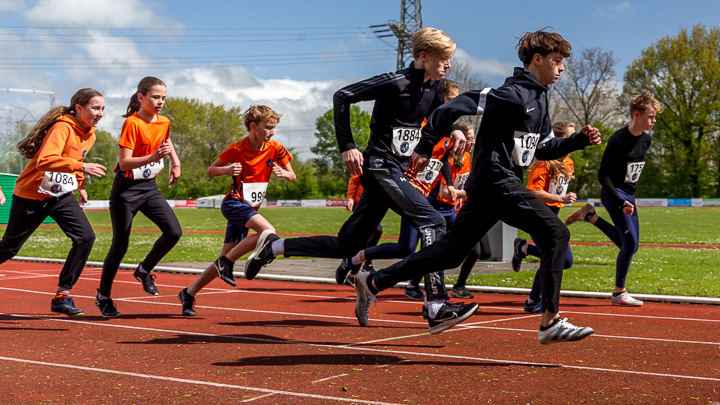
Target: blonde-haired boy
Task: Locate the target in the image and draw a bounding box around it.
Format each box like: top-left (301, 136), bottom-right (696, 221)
top-left (243, 27), bottom-right (479, 334)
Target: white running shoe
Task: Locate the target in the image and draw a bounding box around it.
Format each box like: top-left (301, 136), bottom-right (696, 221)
top-left (611, 291), bottom-right (643, 307)
top-left (538, 317), bottom-right (594, 344)
top-left (354, 271), bottom-right (376, 327)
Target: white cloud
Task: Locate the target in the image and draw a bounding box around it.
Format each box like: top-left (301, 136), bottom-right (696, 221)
top-left (25, 0), bottom-right (182, 29)
top-left (453, 48), bottom-right (515, 79)
top-left (593, 1), bottom-right (632, 18)
top-left (0, 0), bottom-right (27, 12)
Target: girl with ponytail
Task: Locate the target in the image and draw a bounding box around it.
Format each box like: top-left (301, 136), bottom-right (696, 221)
top-left (0, 88), bottom-right (107, 316)
top-left (95, 77), bottom-right (183, 318)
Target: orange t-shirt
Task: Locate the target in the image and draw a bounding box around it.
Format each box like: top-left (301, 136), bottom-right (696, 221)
top-left (407, 136), bottom-right (453, 197)
top-left (436, 152), bottom-right (471, 206)
top-left (219, 138), bottom-right (292, 208)
top-left (14, 114), bottom-right (95, 200)
top-left (346, 174), bottom-right (363, 203)
top-left (526, 156), bottom-right (574, 208)
top-left (115, 112), bottom-right (171, 179)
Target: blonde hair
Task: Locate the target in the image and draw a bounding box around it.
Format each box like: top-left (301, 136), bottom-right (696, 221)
top-left (516, 29), bottom-right (571, 66)
top-left (530, 158), bottom-right (571, 183)
top-left (244, 105), bottom-right (281, 130)
top-left (17, 88), bottom-right (103, 159)
top-left (552, 121), bottom-right (575, 137)
top-left (629, 90), bottom-right (663, 115)
top-left (411, 27), bottom-right (456, 59)
top-left (124, 76), bottom-right (166, 118)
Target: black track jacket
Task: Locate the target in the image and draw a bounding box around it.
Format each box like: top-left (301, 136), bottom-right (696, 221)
top-left (418, 67), bottom-right (592, 190)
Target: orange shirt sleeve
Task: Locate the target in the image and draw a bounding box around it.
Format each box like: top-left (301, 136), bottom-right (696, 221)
top-left (117, 118), bottom-right (139, 151)
top-left (526, 162), bottom-right (549, 192)
top-left (36, 123), bottom-right (85, 174)
top-left (347, 175), bottom-right (362, 202)
top-left (275, 142), bottom-right (293, 167)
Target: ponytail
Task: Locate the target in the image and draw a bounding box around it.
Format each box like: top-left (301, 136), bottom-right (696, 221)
top-left (124, 76), bottom-right (166, 118)
top-left (17, 88), bottom-right (102, 159)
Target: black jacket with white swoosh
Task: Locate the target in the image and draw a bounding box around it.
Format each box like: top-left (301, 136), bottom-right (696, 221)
top-left (418, 67), bottom-right (591, 189)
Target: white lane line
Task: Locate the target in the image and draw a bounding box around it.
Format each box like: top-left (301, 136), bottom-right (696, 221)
top-left (312, 374), bottom-right (349, 384)
top-left (4, 271), bottom-right (720, 324)
top-left (239, 393), bottom-right (277, 403)
top-left (2, 286), bottom-right (718, 346)
top-left (459, 325), bottom-right (720, 346)
top-left (0, 356), bottom-right (400, 405)
top-left (2, 312), bottom-right (718, 383)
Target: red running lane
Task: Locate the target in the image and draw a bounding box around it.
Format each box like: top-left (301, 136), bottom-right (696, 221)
top-left (1, 260), bottom-right (719, 403)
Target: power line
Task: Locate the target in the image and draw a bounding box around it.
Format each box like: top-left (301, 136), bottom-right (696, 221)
top-left (0, 54), bottom-right (394, 71)
top-left (0, 25), bottom-right (371, 31)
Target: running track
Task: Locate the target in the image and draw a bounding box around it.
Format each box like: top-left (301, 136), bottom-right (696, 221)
top-left (1, 261), bottom-right (718, 403)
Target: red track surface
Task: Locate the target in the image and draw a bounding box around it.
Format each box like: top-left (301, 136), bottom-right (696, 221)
top-left (1, 260), bottom-right (719, 404)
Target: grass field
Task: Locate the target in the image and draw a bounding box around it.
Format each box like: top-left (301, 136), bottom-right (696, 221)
top-left (2, 206), bottom-right (718, 297)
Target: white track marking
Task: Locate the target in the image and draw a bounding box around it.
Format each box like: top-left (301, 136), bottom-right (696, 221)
top-left (1, 312), bottom-right (718, 383)
top-left (0, 356), bottom-right (400, 405)
top-left (2, 285), bottom-right (718, 346)
top-left (312, 374), bottom-right (348, 384)
top-left (239, 393), bottom-right (277, 402)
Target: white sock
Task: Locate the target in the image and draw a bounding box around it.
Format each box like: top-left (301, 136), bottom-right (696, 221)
top-left (427, 300), bottom-right (445, 319)
top-left (137, 264), bottom-right (148, 274)
top-left (271, 239), bottom-right (284, 257)
top-left (351, 252), bottom-right (364, 266)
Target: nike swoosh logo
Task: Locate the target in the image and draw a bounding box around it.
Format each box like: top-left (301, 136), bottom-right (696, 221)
top-left (526, 107), bottom-right (535, 113)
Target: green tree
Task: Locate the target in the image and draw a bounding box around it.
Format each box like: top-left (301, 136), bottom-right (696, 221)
top-left (623, 24), bottom-right (720, 197)
top-left (266, 154), bottom-right (322, 200)
top-left (310, 105), bottom-right (371, 181)
top-left (84, 129), bottom-right (118, 199)
top-left (159, 98), bottom-right (247, 199)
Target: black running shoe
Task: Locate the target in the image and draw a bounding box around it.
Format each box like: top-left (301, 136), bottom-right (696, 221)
top-left (354, 271), bottom-right (376, 327)
top-left (335, 258), bottom-right (361, 287)
top-left (244, 230), bottom-right (279, 280)
top-left (51, 296), bottom-right (84, 317)
top-left (133, 266), bottom-right (159, 295)
top-left (511, 238), bottom-right (527, 272)
top-left (449, 286), bottom-right (474, 299)
top-left (178, 288), bottom-right (196, 316)
top-left (362, 262), bottom-right (376, 273)
top-left (427, 301), bottom-right (479, 334)
top-left (215, 256), bottom-right (236, 287)
top-left (95, 292), bottom-right (121, 318)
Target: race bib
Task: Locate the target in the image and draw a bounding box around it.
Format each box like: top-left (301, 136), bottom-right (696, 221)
top-left (548, 174), bottom-right (570, 196)
top-left (625, 162), bottom-right (645, 183)
top-left (391, 127), bottom-right (421, 157)
top-left (38, 171), bottom-right (78, 197)
top-left (454, 172), bottom-right (469, 190)
top-left (242, 182), bottom-right (269, 208)
top-left (416, 158), bottom-right (443, 184)
top-left (132, 159), bottom-right (165, 180)
top-left (511, 131), bottom-right (540, 167)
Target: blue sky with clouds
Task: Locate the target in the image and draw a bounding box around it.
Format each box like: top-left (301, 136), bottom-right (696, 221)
top-left (1, 0), bottom-right (718, 157)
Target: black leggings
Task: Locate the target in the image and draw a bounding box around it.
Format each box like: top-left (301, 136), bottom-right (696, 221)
top-left (283, 155), bottom-right (448, 301)
top-left (98, 175), bottom-right (182, 297)
top-left (373, 181), bottom-right (570, 314)
top-left (0, 193), bottom-right (94, 289)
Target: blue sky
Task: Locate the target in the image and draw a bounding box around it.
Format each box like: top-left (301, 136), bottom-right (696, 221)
top-left (0, 0), bottom-right (718, 158)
